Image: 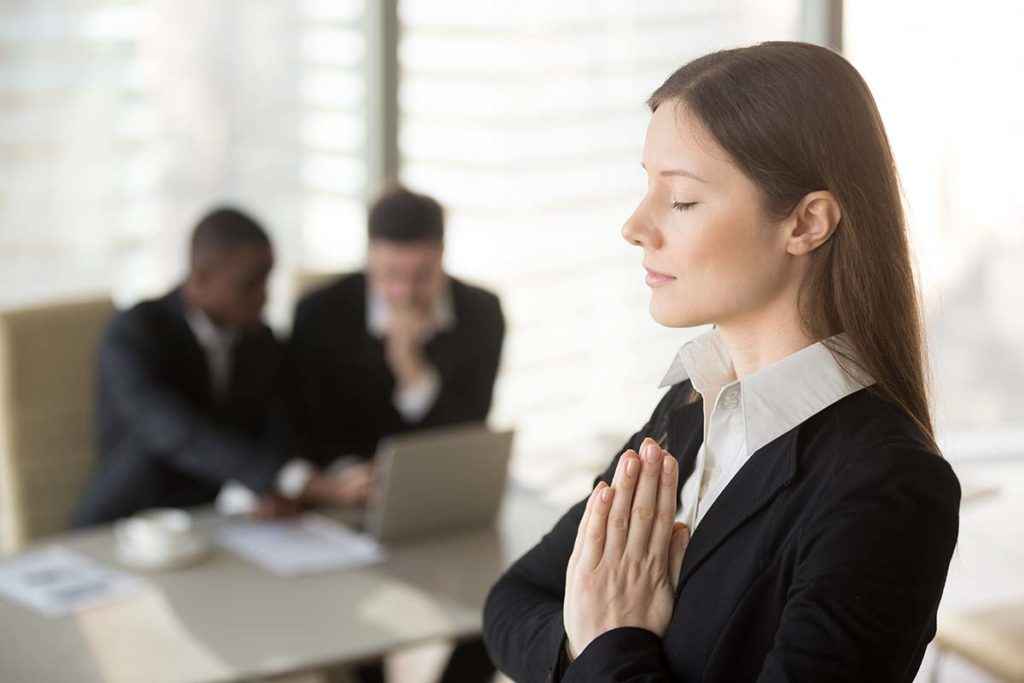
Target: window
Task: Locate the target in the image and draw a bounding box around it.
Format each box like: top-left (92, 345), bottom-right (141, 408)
top-left (0, 0), bottom-right (368, 326)
top-left (845, 2), bottom-right (1024, 458)
top-left (397, 0), bottom-right (803, 491)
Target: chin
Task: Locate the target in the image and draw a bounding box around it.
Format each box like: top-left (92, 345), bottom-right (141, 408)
top-left (649, 295), bottom-right (705, 329)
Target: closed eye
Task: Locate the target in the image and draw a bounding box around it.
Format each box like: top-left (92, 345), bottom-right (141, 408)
top-left (672, 202), bottom-right (697, 212)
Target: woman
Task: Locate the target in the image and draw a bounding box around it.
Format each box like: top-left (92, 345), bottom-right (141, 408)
top-left (482, 42), bottom-right (960, 682)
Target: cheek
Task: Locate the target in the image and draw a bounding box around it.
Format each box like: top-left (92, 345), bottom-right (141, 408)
top-left (655, 207), bottom-right (781, 321)
top-left (663, 208), bottom-right (758, 281)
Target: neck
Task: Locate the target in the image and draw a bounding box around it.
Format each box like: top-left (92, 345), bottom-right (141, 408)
top-left (714, 289), bottom-right (817, 380)
top-left (182, 279), bottom-right (227, 329)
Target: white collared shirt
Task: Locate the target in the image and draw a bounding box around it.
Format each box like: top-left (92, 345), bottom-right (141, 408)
top-left (366, 280), bottom-right (455, 422)
top-left (185, 308), bottom-right (313, 508)
top-left (659, 328), bottom-right (874, 531)
top-left (184, 308), bottom-right (237, 400)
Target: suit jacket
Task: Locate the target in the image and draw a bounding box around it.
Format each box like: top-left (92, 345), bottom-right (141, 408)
top-left (483, 381), bottom-right (960, 682)
top-left (73, 288), bottom-right (289, 527)
top-left (287, 272), bottom-right (505, 466)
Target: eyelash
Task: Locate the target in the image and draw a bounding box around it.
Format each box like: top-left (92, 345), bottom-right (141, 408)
top-left (672, 202), bottom-right (697, 212)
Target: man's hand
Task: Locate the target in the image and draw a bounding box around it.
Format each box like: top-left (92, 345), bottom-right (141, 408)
top-left (251, 494), bottom-right (303, 520)
top-left (384, 303), bottom-right (432, 388)
top-left (563, 437), bottom-right (690, 660)
top-left (302, 463), bottom-right (376, 508)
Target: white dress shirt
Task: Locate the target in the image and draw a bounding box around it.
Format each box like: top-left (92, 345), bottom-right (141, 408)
top-left (184, 309), bottom-right (313, 512)
top-left (659, 328), bottom-right (874, 531)
top-left (184, 308), bottom-right (237, 400)
top-left (366, 280), bottom-right (455, 422)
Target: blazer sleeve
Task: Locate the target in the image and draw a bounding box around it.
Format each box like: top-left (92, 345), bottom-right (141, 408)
top-left (754, 443), bottom-right (960, 683)
top-left (416, 293), bottom-right (505, 427)
top-left (483, 417), bottom-right (655, 682)
top-left (100, 313), bottom-right (285, 493)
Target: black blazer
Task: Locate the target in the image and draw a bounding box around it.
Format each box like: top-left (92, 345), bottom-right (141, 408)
top-left (287, 272), bottom-right (505, 465)
top-left (73, 288), bottom-right (289, 527)
top-left (483, 381), bottom-right (960, 682)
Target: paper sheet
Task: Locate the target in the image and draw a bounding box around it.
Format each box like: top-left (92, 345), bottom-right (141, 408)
top-left (215, 513), bottom-right (385, 576)
top-left (0, 546), bottom-right (145, 617)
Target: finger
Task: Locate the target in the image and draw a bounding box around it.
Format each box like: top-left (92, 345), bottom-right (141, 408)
top-left (603, 449), bottom-right (640, 560)
top-left (570, 483), bottom-right (599, 565)
top-left (354, 480), bottom-right (372, 501)
top-left (625, 437), bottom-right (665, 559)
top-left (580, 482), bottom-right (614, 569)
top-left (669, 523), bottom-right (691, 593)
top-left (649, 448), bottom-right (680, 564)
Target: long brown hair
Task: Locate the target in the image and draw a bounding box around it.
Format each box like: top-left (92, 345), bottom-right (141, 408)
top-left (648, 41), bottom-right (936, 450)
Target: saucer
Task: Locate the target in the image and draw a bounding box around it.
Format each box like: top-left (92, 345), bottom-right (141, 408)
top-left (116, 534), bottom-right (213, 572)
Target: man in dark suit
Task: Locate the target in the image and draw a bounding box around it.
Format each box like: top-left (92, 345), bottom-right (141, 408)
top-left (288, 186), bottom-right (505, 492)
top-left (73, 207), bottom-right (360, 528)
top-left (288, 187), bottom-right (505, 683)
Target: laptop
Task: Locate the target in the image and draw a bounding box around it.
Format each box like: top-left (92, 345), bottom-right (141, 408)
top-left (361, 424), bottom-right (515, 544)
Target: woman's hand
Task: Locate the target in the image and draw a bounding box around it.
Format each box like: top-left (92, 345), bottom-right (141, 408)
top-left (563, 437), bottom-right (690, 660)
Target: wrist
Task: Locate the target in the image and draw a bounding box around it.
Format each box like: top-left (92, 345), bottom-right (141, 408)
top-left (391, 349), bottom-right (426, 386)
top-left (300, 471), bottom-right (331, 504)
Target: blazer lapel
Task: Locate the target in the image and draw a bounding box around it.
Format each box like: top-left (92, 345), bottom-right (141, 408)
top-left (165, 289), bottom-right (216, 406)
top-left (676, 428), bottom-right (799, 591)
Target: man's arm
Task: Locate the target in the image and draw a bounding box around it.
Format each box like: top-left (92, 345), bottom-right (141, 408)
top-left (416, 295), bottom-right (505, 427)
top-left (101, 314), bottom-right (284, 492)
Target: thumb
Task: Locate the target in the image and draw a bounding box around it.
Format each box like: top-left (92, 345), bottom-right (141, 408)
top-left (669, 522), bottom-right (690, 593)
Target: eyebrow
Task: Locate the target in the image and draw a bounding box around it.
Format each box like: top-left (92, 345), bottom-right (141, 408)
top-left (641, 162), bottom-right (708, 183)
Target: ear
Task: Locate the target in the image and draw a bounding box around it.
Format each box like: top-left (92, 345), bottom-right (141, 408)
top-left (785, 191), bottom-right (841, 256)
top-left (189, 262), bottom-right (212, 287)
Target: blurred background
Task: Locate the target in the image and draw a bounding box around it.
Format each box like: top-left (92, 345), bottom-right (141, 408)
top-left (2, 1), bottom-right (1023, 682)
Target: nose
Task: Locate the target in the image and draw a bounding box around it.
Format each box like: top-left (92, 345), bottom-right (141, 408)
top-left (621, 199), bottom-right (661, 250)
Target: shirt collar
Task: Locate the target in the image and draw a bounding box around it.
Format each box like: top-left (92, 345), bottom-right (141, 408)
top-left (184, 307), bottom-right (238, 351)
top-left (366, 278), bottom-right (456, 339)
top-left (659, 327), bottom-right (874, 455)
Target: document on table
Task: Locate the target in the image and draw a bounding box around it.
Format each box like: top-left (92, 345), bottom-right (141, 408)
top-left (0, 546), bottom-right (145, 617)
top-left (215, 513), bottom-right (385, 576)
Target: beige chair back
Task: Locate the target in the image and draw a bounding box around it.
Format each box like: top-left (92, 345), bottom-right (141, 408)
top-left (294, 270), bottom-right (340, 299)
top-left (0, 297), bottom-right (115, 553)
top-left (937, 604), bottom-right (1024, 682)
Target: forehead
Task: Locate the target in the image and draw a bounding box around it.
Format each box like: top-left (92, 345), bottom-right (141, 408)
top-left (369, 241), bottom-right (441, 267)
top-left (218, 242), bottom-right (273, 271)
top-left (643, 100), bottom-right (732, 182)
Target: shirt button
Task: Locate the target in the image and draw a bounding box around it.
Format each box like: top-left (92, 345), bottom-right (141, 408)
top-left (720, 386), bottom-right (740, 409)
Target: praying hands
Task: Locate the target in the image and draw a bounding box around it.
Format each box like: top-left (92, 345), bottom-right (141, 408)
top-left (563, 437), bottom-right (691, 660)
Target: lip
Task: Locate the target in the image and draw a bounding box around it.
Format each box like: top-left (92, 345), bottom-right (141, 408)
top-left (644, 266), bottom-right (676, 288)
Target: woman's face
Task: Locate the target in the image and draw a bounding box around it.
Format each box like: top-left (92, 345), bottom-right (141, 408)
top-left (623, 100), bottom-right (794, 329)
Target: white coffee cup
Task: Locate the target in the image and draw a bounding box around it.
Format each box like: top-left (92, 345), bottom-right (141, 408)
top-left (115, 508), bottom-right (196, 564)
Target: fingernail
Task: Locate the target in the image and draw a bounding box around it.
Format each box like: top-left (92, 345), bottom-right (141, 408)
top-left (663, 455), bottom-right (675, 473)
top-left (601, 487), bottom-right (613, 503)
top-left (626, 457), bottom-right (637, 477)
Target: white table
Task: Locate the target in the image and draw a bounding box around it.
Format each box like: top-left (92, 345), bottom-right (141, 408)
top-left (0, 485), bottom-right (565, 683)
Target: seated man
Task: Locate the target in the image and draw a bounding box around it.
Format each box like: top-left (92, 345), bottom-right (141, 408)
top-left (289, 186), bottom-right (505, 477)
top-left (288, 187), bottom-right (505, 683)
top-left (73, 207), bottom-right (354, 528)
